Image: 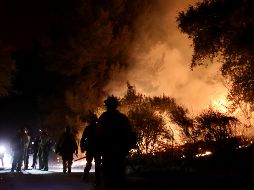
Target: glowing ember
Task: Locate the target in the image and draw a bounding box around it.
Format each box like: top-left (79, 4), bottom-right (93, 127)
top-left (195, 151), bottom-right (212, 157)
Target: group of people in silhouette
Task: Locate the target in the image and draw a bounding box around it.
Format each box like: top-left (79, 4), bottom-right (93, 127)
top-left (11, 127), bottom-right (52, 172)
top-left (10, 95), bottom-right (136, 190)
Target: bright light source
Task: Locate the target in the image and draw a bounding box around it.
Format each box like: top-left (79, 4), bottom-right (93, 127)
top-left (32, 141), bottom-right (34, 145)
top-left (0, 146), bottom-right (5, 154)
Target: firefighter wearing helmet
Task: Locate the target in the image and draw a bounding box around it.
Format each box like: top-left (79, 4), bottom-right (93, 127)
top-left (96, 95), bottom-right (136, 190)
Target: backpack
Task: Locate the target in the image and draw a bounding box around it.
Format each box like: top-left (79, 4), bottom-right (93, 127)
top-left (81, 137), bottom-right (90, 152)
top-left (81, 124), bottom-right (96, 152)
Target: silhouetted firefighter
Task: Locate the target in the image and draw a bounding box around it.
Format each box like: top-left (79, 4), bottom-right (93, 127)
top-left (96, 96), bottom-right (137, 190)
top-left (39, 128), bottom-right (52, 171)
top-left (22, 127), bottom-right (30, 170)
top-left (0, 148), bottom-right (3, 166)
top-left (56, 126), bottom-right (78, 173)
top-left (31, 129), bottom-right (42, 169)
top-left (11, 128), bottom-right (24, 172)
top-left (80, 111), bottom-right (101, 185)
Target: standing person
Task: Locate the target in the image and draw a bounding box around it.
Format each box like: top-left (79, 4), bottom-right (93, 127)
top-left (0, 155), bottom-right (3, 167)
top-left (31, 129), bottom-right (42, 169)
top-left (80, 111), bottom-right (101, 185)
top-left (38, 132), bottom-right (43, 170)
top-left (11, 129), bottom-right (24, 172)
top-left (97, 96), bottom-right (136, 190)
top-left (22, 127), bottom-right (30, 170)
top-left (56, 126), bottom-right (78, 174)
top-left (39, 128), bottom-right (52, 171)
top-left (0, 146), bottom-right (4, 166)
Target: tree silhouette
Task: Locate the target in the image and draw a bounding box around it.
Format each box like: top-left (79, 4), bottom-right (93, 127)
top-left (194, 108), bottom-right (240, 155)
top-left (177, 0), bottom-right (254, 110)
top-left (195, 108), bottom-right (238, 142)
top-left (121, 83), bottom-right (191, 154)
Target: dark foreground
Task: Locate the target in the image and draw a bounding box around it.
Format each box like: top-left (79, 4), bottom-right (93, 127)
top-left (0, 168), bottom-right (254, 190)
top-left (0, 170), bottom-right (92, 190)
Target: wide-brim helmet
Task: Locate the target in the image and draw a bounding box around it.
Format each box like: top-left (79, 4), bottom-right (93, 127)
top-left (104, 96), bottom-right (119, 109)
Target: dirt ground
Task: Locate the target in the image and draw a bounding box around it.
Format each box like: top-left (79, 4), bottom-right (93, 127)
top-left (1, 168), bottom-right (254, 190)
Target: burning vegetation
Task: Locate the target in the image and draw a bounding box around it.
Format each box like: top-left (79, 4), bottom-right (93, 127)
top-left (75, 83), bottom-right (250, 162)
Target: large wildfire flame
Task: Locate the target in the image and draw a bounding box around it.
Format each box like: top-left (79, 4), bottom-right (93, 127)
top-left (105, 0), bottom-right (227, 116)
top-left (210, 95), bottom-right (229, 113)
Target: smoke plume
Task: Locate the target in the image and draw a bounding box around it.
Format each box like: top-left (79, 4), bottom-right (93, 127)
top-left (105, 0), bottom-right (227, 114)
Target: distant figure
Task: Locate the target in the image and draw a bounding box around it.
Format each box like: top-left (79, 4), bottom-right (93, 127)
top-left (96, 96), bottom-right (136, 190)
top-left (80, 111), bottom-right (101, 185)
top-left (56, 126), bottom-right (78, 173)
top-left (31, 129), bottom-right (42, 169)
top-left (0, 146), bottom-right (4, 166)
top-left (22, 127), bottom-right (31, 170)
top-left (39, 128), bottom-right (52, 171)
top-left (38, 132), bottom-right (43, 170)
top-left (11, 129), bottom-right (24, 172)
